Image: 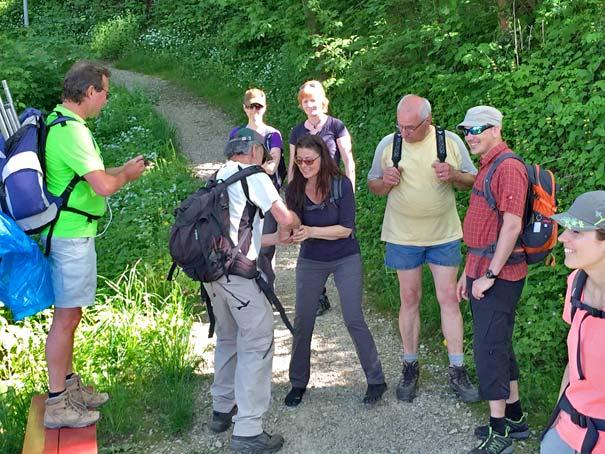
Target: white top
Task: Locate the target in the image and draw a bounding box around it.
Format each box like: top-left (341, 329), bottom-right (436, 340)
top-left (216, 161), bottom-right (281, 260)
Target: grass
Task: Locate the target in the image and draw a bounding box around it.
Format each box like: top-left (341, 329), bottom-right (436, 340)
top-left (0, 85), bottom-right (205, 453)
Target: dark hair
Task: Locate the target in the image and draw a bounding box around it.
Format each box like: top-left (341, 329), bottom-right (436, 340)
top-left (597, 229), bottom-right (605, 241)
top-left (62, 61), bottom-right (110, 103)
top-left (286, 135), bottom-right (343, 211)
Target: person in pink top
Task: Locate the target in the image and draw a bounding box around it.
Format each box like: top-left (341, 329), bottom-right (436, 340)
top-left (541, 191), bottom-right (605, 454)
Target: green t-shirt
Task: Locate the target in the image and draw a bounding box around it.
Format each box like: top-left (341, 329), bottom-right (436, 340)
top-left (44, 105), bottom-right (106, 238)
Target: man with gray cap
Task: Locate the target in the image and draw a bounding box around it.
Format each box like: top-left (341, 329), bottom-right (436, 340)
top-left (206, 127), bottom-right (300, 453)
top-left (368, 94), bottom-right (479, 404)
top-left (456, 106), bottom-right (530, 454)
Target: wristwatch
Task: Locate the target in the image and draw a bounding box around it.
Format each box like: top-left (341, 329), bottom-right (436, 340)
top-left (485, 269), bottom-right (498, 279)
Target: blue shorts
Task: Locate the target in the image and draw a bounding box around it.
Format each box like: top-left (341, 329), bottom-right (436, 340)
top-left (384, 239), bottom-right (462, 270)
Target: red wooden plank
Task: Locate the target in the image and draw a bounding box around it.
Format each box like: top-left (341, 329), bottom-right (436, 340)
top-left (57, 425), bottom-right (97, 454)
top-left (22, 394), bottom-right (97, 454)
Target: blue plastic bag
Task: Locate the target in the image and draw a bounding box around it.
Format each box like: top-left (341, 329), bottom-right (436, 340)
top-left (0, 212), bottom-right (54, 319)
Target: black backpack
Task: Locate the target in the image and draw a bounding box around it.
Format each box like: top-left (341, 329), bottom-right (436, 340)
top-left (391, 125), bottom-right (447, 168)
top-left (167, 165), bottom-right (293, 336)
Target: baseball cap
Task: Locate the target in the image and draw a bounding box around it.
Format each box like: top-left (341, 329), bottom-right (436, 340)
top-left (224, 127), bottom-right (270, 161)
top-left (243, 88), bottom-right (266, 107)
top-left (458, 106), bottom-right (503, 128)
top-left (551, 191), bottom-right (605, 231)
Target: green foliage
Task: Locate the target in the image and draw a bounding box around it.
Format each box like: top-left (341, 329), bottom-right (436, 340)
top-left (91, 13), bottom-right (142, 59)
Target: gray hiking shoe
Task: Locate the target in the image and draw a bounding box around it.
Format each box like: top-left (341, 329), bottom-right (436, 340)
top-left (44, 391), bottom-right (100, 429)
top-left (396, 361), bottom-right (419, 402)
top-left (231, 431), bottom-right (284, 453)
top-left (475, 414), bottom-right (529, 440)
top-left (209, 405), bottom-right (237, 433)
top-left (66, 374), bottom-right (109, 409)
top-left (468, 427), bottom-right (513, 454)
top-left (448, 365), bottom-right (480, 403)
top-left (316, 293), bottom-right (331, 317)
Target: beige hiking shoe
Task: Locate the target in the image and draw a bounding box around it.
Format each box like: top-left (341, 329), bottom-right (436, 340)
top-left (66, 374), bottom-right (109, 409)
top-left (44, 391), bottom-right (100, 429)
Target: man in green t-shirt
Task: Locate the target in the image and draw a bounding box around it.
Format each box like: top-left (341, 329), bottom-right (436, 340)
top-left (44, 61), bottom-right (145, 429)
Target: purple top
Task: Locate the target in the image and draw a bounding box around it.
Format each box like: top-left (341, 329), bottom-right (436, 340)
top-left (287, 176), bottom-right (360, 262)
top-left (229, 125), bottom-right (283, 150)
top-left (289, 116), bottom-right (348, 164)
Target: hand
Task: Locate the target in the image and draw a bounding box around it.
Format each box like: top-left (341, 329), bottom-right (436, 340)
top-left (432, 161), bottom-right (455, 183)
top-left (277, 226), bottom-right (293, 244)
top-left (124, 155), bottom-right (145, 181)
top-left (471, 276), bottom-right (496, 300)
top-left (382, 166), bottom-right (401, 187)
top-left (456, 271), bottom-right (468, 302)
top-left (292, 225), bottom-right (312, 243)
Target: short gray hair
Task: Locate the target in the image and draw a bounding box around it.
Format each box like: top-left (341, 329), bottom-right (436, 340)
top-left (397, 95), bottom-right (432, 119)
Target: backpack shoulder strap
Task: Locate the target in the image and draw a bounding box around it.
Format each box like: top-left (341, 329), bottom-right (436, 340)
top-left (222, 165), bottom-right (264, 186)
top-left (264, 132), bottom-right (273, 151)
top-left (479, 152), bottom-right (521, 210)
top-left (329, 175), bottom-right (343, 204)
top-left (435, 126), bottom-right (447, 163)
top-left (570, 269), bottom-right (588, 322)
top-left (391, 131), bottom-right (403, 168)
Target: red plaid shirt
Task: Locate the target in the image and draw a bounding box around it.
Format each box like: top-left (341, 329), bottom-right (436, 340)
top-left (463, 142), bottom-right (528, 281)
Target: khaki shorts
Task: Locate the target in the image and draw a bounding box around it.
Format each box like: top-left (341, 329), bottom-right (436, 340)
top-left (45, 237), bottom-right (97, 308)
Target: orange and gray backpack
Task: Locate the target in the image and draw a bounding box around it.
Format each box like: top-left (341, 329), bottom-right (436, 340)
top-left (469, 152), bottom-right (558, 265)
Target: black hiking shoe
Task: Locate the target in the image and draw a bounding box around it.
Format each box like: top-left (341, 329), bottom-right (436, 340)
top-left (209, 405), bottom-right (237, 433)
top-left (448, 365), bottom-right (480, 403)
top-left (475, 414), bottom-right (529, 440)
top-left (396, 361), bottom-right (419, 402)
top-left (316, 293), bottom-right (331, 316)
top-left (468, 427), bottom-right (513, 454)
top-left (284, 387), bottom-right (306, 407)
top-left (363, 382), bottom-right (387, 406)
top-left (231, 431), bottom-right (284, 453)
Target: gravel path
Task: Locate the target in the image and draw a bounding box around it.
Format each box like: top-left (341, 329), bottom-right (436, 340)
top-left (110, 69), bottom-right (536, 454)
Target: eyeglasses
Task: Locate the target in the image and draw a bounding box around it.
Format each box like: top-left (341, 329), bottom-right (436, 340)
top-left (295, 155), bottom-right (320, 166)
top-left (396, 117), bottom-right (427, 133)
top-left (245, 103), bottom-right (264, 110)
top-left (96, 88), bottom-right (110, 99)
top-left (460, 125), bottom-right (494, 136)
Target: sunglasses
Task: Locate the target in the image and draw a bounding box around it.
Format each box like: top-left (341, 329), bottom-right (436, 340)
top-left (245, 103), bottom-right (264, 110)
top-left (295, 155), bottom-right (320, 166)
top-left (460, 125), bottom-right (494, 136)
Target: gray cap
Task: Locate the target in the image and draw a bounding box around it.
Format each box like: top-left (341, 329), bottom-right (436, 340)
top-left (458, 106), bottom-right (503, 128)
top-left (551, 191), bottom-right (605, 231)
top-left (224, 127), bottom-right (270, 161)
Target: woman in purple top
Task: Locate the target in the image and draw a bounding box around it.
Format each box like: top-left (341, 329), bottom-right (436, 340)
top-left (229, 88), bottom-right (284, 287)
top-left (282, 135), bottom-right (385, 408)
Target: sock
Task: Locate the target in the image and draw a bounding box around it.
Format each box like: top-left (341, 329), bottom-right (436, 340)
top-left (65, 373), bottom-right (75, 380)
top-left (448, 353), bottom-right (464, 367)
top-left (505, 400), bottom-right (523, 421)
top-left (402, 353), bottom-right (418, 364)
top-left (48, 389), bottom-right (65, 399)
top-left (490, 416), bottom-right (506, 436)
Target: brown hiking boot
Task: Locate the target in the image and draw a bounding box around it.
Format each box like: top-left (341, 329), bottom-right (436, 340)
top-left (44, 391), bottom-right (100, 429)
top-left (66, 374), bottom-right (109, 409)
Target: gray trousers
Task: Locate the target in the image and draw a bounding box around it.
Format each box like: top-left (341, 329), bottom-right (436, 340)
top-left (204, 275), bottom-right (274, 437)
top-left (289, 254), bottom-right (385, 388)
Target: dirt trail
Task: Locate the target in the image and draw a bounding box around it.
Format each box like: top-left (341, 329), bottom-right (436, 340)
top-left (110, 69), bottom-right (535, 454)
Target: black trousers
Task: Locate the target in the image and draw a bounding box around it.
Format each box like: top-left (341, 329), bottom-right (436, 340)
top-left (468, 276), bottom-right (525, 401)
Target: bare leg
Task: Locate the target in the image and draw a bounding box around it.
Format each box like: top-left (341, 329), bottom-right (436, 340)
top-left (396, 267), bottom-right (423, 354)
top-left (428, 263), bottom-right (463, 356)
top-left (46, 307), bottom-right (82, 393)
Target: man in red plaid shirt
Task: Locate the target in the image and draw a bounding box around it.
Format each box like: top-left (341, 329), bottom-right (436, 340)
top-left (456, 106), bottom-right (529, 454)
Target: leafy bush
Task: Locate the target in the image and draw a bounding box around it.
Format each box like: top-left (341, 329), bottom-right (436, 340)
top-left (91, 13), bottom-right (142, 59)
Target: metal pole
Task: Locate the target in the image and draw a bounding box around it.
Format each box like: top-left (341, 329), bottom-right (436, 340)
top-left (0, 109), bottom-right (10, 140)
top-left (0, 98), bottom-right (13, 140)
top-left (2, 81), bottom-right (20, 129)
top-left (23, 0), bottom-right (29, 27)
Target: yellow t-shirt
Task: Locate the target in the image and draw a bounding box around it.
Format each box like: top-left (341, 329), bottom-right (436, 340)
top-left (380, 126), bottom-right (463, 246)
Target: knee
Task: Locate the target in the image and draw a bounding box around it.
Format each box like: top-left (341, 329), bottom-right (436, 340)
top-left (435, 285), bottom-right (458, 308)
top-left (52, 310), bottom-right (82, 333)
top-left (399, 288), bottom-right (421, 310)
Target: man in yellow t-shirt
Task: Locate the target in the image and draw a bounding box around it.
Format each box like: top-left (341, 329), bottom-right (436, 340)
top-left (43, 61), bottom-right (145, 429)
top-left (367, 94), bottom-right (479, 404)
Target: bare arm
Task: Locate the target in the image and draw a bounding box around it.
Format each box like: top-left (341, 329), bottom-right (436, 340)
top-left (270, 199), bottom-right (300, 229)
top-left (84, 156), bottom-right (145, 197)
top-left (337, 134), bottom-right (356, 190)
top-left (432, 162), bottom-right (475, 190)
top-left (287, 144), bottom-right (296, 182)
top-left (292, 224), bottom-right (352, 242)
top-left (452, 170), bottom-right (476, 190)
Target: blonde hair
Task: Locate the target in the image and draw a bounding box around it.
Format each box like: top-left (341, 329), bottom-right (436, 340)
top-left (243, 88), bottom-right (266, 106)
top-left (297, 80), bottom-right (329, 113)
